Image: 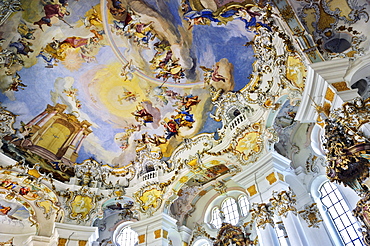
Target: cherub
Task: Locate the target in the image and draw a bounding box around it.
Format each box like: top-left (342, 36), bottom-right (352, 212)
top-left (7, 73), bottom-right (27, 91)
top-left (82, 6), bottom-right (102, 28)
top-left (131, 104), bottom-right (154, 125)
top-left (120, 60), bottom-right (135, 81)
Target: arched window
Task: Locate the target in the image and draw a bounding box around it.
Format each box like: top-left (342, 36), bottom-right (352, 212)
top-left (116, 226), bottom-right (139, 246)
top-left (319, 181), bottom-right (363, 246)
top-left (221, 197), bottom-right (240, 225)
top-left (210, 207), bottom-right (222, 229)
top-left (238, 195), bottom-right (250, 217)
top-left (275, 222), bottom-right (290, 246)
top-left (193, 238), bottom-right (212, 246)
top-left (208, 194), bottom-right (250, 229)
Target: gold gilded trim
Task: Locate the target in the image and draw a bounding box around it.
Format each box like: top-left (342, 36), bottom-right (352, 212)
top-left (277, 172), bottom-right (284, 181)
top-left (154, 229), bottom-right (162, 239)
top-left (332, 81), bottom-right (350, 92)
top-left (266, 172), bottom-right (277, 185)
top-left (139, 234), bottom-right (145, 243)
top-left (247, 185), bottom-right (257, 196)
top-left (325, 87), bottom-right (335, 102)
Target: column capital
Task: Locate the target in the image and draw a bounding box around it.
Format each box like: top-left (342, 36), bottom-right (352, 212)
top-left (179, 225), bottom-right (192, 244)
top-left (270, 189), bottom-right (297, 218)
top-left (250, 203), bottom-right (275, 229)
top-left (310, 58), bottom-right (359, 102)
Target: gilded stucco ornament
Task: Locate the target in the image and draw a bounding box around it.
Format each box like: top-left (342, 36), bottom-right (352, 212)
top-left (0, 0), bottom-right (22, 25)
top-left (233, 122), bottom-right (264, 165)
top-left (298, 203), bottom-right (323, 228)
top-left (323, 97), bottom-right (370, 193)
top-left (134, 183), bottom-right (164, 216)
top-left (214, 222), bottom-right (258, 246)
top-left (297, 0), bottom-right (369, 59)
top-left (135, 144), bottom-right (174, 174)
top-left (251, 27), bottom-right (277, 75)
top-left (250, 203), bottom-right (275, 229)
top-left (353, 192), bottom-right (370, 245)
top-left (188, 223), bottom-right (214, 246)
top-left (270, 189), bottom-right (297, 217)
top-left (214, 180), bottom-right (227, 195)
top-left (171, 134), bottom-right (215, 169)
top-left (0, 238), bottom-right (14, 246)
top-left (0, 105), bottom-right (16, 139)
top-left (284, 56), bottom-right (307, 90)
top-left (2, 161), bottom-right (54, 186)
top-left (244, 28), bottom-right (300, 109)
top-left (57, 186), bottom-right (103, 224)
top-left (305, 153), bottom-right (326, 174)
top-left (36, 198), bottom-right (60, 220)
top-left (74, 158), bottom-right (113, 188)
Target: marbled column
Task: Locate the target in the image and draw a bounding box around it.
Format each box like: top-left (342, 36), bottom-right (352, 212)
top-left (71, 128), bottom-right (84, 146)
top-left (27, 111), bottom-right (48, 126)
top-left (75, 134), bottom-right (87, 153)
top-left (37, 111), bottom-right (57, 127)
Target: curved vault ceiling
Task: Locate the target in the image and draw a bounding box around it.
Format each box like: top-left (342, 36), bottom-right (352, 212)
top-left (0, 0), bottom-right (261, 167)
top-left (1, 0), bottom-right (369, 186)
top-left (1, 0), bottom-right (370, 236)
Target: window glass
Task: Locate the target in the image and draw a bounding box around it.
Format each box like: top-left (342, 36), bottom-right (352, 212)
top-left (221, 198), bottom-right (239, 225)
top-left (320, 181), bottom-right (364, 246)
top-left (210, 207), bottom-right (222, 229)
top-left (193, 238), bottom-right (211, 246)
top-left (209, 194), bottom-right (250, 229)
top-left (275, 223), bottom-right (290, 246)
top-left (238, 195), bottom-right (250, 217)
top-left (116, 226), bottom-right (138, 246)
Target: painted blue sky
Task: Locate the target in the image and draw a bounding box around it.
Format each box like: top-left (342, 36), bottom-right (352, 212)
top-left (0, 0), bottom-right (257, 164)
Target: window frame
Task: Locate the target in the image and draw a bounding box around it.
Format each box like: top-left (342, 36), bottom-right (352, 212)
top-left (207, 193), bottom-right (250, 229)
top-left (114, 223), bottom-right (139, 246)
top-left (221, 197), bottom-right (240, 225)
top-left (238, 194), bottom-right (250, 217)
top-left (210, 206), bottom-right (222, 229)
top-left (193, 238), bottom-right (212, 246)
top-left (319, 181), bottom-right (364, 246)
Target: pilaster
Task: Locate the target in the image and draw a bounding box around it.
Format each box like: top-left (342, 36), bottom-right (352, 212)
top-left (179, 225), bottom-right (192, 245)
top-left (55, 223), bottom-right (99, 246)
top-left (130, 213), bottom-right (178, 246)
top-left (270, 189), bottom-right (310, 246)
top-left (310, 58), bottom-right (359, 102)
top-left (250, 203), bottom-right (280, 246)
top-left (23, 233), bottom-right (58, 246)
top-left (295, 57), bottom-right (362, 123)
top-left (231, 152), bottom-right (291, 202)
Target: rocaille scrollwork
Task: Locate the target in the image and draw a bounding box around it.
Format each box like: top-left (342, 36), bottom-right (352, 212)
top-left (323, 97), bottom-right (370, 193)
top-left (270, 188), bottom-right (297, 217)
top-left (213, 222), bottom-right (258, 246)
top-left (353, 193), bottom-right (370, 245)
top-left (250, 203), bottom-right (275, 229)
top-left (298, 203), bottom-right (323, 228)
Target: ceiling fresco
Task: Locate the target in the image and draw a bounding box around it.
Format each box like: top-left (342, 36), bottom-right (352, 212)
top-left (0, 0), bottom-right (269, 168)
top-left (1, 0), bottom-right (370, 244)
